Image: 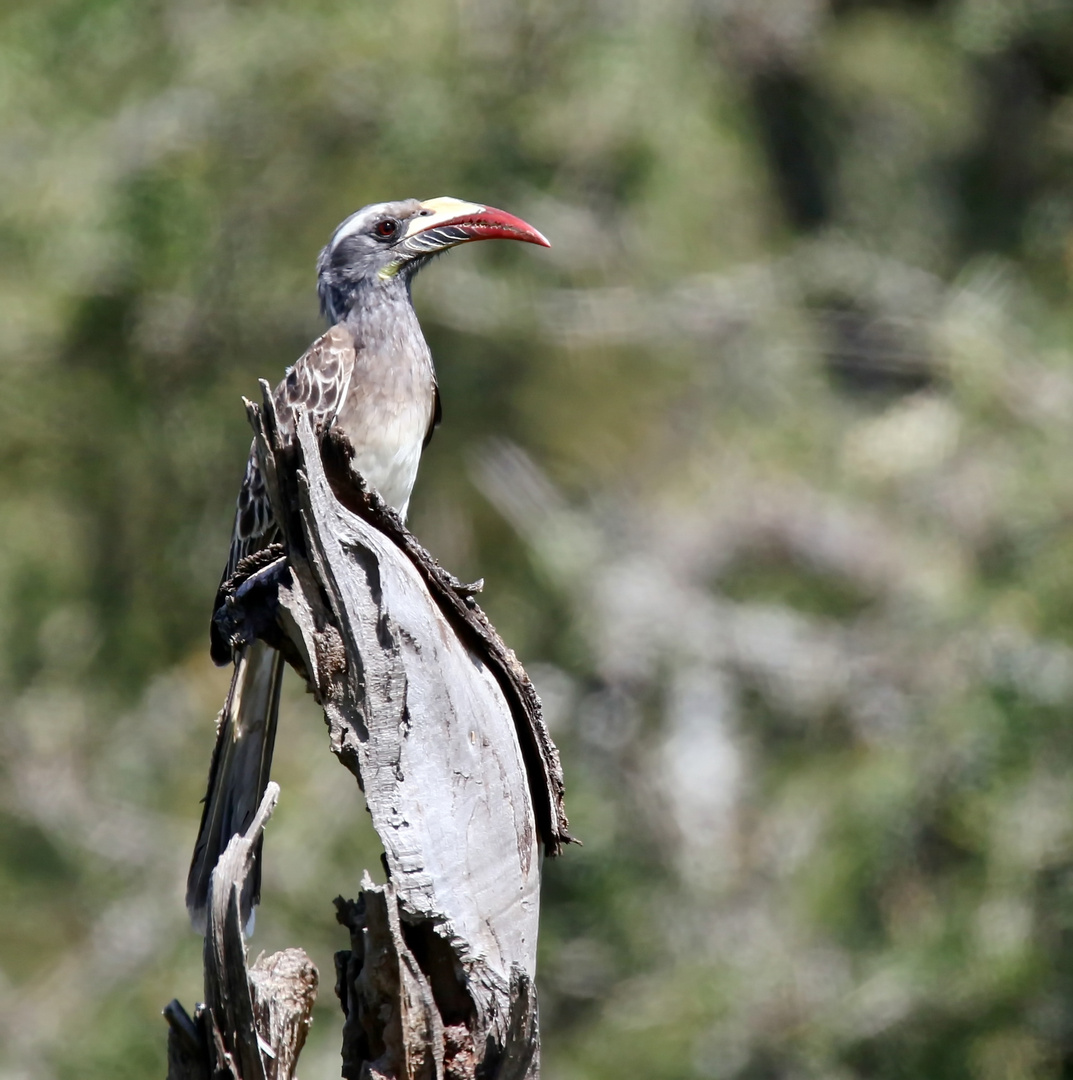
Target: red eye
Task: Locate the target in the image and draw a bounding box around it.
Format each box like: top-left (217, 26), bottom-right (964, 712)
top-left (375, 219), bottom-right (398, 238)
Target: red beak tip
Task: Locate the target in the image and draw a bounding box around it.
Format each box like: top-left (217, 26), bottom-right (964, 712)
top-left (435, 205), bottom-right (551, 249)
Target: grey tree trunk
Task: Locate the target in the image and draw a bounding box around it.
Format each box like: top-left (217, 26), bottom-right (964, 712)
top-left (166, 386), bottom-right (571, 1079)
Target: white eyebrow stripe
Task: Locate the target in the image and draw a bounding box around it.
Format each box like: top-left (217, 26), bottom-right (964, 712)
top-left (329, 211), bottom-right (367, 251)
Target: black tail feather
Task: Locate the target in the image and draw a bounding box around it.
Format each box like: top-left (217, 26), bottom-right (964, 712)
top-left (187, 640), bottom-right (285, 933)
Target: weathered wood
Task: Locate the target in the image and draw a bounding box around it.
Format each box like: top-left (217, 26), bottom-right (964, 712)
top-left (165, 784), bottom-right (318, 1080)
top-left (249, 949), bottom-right (319, 1080)
top-left (316, 423), bottom-right (572, 861)
top-left (334, 877), bottom-right (445, 1080)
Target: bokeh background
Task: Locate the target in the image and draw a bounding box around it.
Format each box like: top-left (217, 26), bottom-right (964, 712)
top-left (5, 0), bottom-right (1073, 1076)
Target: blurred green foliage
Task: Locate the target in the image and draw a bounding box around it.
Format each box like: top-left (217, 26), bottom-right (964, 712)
top-left (5, 0), bottom-right (1073, 1077)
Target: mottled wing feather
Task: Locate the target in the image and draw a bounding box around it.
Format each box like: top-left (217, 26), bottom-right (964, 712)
top-left (211, 325), bottom-right (356, 660)
top-left (225, 454), bottom-right (274, 578)
top-left (272, 322), bottom-right (355, 436)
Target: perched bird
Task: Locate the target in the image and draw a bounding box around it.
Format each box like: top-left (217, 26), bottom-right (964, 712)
top-left (187, 197), bottom-right (549, 930)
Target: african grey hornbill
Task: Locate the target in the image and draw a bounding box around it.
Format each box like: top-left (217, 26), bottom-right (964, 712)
top-left (187, 197), bottom-right (549, 930)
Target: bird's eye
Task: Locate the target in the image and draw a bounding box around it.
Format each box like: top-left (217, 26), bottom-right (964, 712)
top-left (375, 219), bottom-right (399, 239)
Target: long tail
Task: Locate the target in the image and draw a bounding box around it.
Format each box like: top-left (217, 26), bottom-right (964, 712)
top-left (187, 639), bottom-right (285, 933)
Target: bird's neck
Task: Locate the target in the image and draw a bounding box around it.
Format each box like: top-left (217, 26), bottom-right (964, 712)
top-left (340, 276), bottom-right (423, 352)
top-left (333, 274), bottom-right (435, 519)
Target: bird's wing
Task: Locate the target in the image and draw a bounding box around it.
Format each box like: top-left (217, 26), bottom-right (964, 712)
top-left (271, 322), bottom-right (358, 439)
top-left (211, 325), bottom-right (357, 662)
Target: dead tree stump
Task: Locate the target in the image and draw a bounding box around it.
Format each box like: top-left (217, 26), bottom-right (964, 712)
top-left (166, 385), bottom-right (571, 1079)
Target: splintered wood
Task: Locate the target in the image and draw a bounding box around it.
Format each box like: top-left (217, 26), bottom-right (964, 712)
top-left (165, 784), bottom-right (318, 1080)
top-left (166, 387), bottom-right (570, 1079)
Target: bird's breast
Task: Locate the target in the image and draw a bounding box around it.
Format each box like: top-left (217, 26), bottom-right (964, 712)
top-left (335, 344), bottom-right (436, 520)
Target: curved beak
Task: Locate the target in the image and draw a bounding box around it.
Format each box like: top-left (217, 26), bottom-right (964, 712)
top-left (402, 196), bottom-right (551, 254)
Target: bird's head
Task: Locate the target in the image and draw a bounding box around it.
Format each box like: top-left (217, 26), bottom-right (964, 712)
top-left (316, 196), bottom-right (550, 323)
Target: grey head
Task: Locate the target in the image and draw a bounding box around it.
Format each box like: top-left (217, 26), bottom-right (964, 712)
top-left (316, 195), bottom-right (550, 324)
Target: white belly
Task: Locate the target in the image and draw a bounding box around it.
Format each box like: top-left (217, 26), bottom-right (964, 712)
top-left (353, 421), bottom-right (425, 520)
top-left (341, 387), bottom-right (432, 522)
